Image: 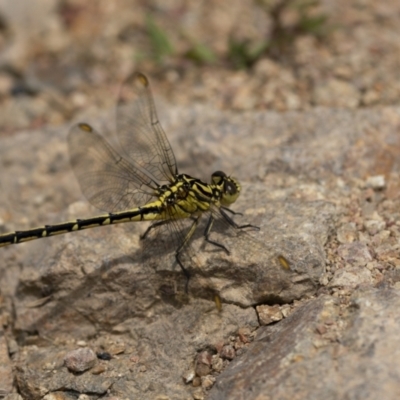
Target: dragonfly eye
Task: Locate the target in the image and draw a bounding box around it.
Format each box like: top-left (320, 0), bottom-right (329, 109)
top-left (221, 177), bottom-right (241, 206)
top-left (224, 180), bottom-right (236, 195)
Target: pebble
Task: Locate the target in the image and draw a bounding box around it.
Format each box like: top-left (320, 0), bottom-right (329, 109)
top-left (364, 219), bottom-right (386, 236)
top-left (329, 266), bottom-right (373, 288)
top-left (195, 350), bottom-right (212, 377)
top-left (256, 304), bottom-right (284, 325)
top-left (64, 347), bottom-right (97, 373)
top-left (192, 387), bottom-right (205, 399)
top-left (365, 175), bottom-right (386, 190)
top-left (220, 345), bottom-right (235, 360)
top-left (337, 222), bottom-right (357, 243)
top-left (211, 354), bottom-right (224, 372)
top-left (182, 369), bottom-right (195, 383)
top-left (201, 375), bottom-right (216, 390)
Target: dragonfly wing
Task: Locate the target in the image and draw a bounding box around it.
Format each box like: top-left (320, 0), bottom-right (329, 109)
top-left (68, 123), bottom-right (158, 212)
top-left (117, 72), bottom-right (178, 183)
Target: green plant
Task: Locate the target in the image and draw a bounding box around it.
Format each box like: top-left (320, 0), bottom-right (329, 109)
top-left (145, 14), bottom-right (174, 63)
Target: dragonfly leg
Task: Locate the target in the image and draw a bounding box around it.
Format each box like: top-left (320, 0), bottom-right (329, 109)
top-left (140, 220), bottom-right (169, 240)
top-left (204, 215), bottom-right (229, 254)
top-left (220, 208), bottom-right (260, 230)
top-left (221, 206), bottom-right (243, 216)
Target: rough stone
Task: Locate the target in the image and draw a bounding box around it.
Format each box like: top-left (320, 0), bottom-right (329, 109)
top-left (2, 103), bottom-right (400, 398)
top-left (256, 304), bottom-right (284, 325)
top-left (64, 347), bottom-right (97, 373)
top-left (209, 288), bottom-right (400, 400)
top-left (0, 330), bottom-right (13, 397)
top-left (329, 266), bottom-right (373, 288)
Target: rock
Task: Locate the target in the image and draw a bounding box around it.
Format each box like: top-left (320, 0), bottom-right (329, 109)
top-left (195, 351), bottom-right (213, 377)
top-left (0, 331), bottom-right (13, 397)
top-left (365, 175), bottom-right (386, 190)
top-left (2, 104), bottom-right (400, 398)
top-left (337, 242), bottom-right (372, 266)
top-left (208, 288), bottom-right (400, 399)
top-left (220, 345), bottom-right (235, 360)
top-left (337, 222), bottom-right (357, 243)
top-left (329, 266), bottom-right (373, 288)
top-left (256, 304), bottom-right (284, 325)
top-left (64, 348), bottom-right (97, 373)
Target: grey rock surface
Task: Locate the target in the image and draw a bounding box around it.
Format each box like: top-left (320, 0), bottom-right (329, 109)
top-left (0, 329), bottom-right (13, 397)
top-left (209, 288), bottom-right (400, 400)
top-left (1, 104), bottom-right (400, 398)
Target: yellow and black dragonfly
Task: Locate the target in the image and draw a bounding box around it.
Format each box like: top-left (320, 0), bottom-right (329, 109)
top-left (0, 72), bottom-right (258, 289)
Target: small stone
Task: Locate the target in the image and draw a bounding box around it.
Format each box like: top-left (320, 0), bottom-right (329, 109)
top-left (365, 175), bottom-right (386, 190)
top-left (237, 327), bottom-right (251, 343)
top-left (364, 219), bottom-right (386, 236)
top-left (337, 222), bottom-right (357, 243)
top-left (129, 354), bottom-right (140, 363)
top-left (192, 387), bottom-right (205, 399)
top-left (256, 304), bottom-right (284, 325)
top-left (197, 351), bottom-right (212, 366)
top-left (320, 274), bottom-right (329, 286)
top-left (337, 242), bottom-right (372, 266)
top-left (211, 355), bottom-right (224, 372)
top-left (78, 394), bottom-right (91, 400)
top-left (220, 345), bottom-right (235, 360)
top-left (201, 375), bottom-right (216, 390)
top-left (192, 376), bottom-right (202, 387)
top-left (234, 339), bottom-right (245, 351)
top-left (108, 343), bottom-right (125, 355)
top-left (329, 266), bottom-right (373, 288)
top-left (195, 362), bottom-right (211, 377)
top-left (281, 304), bottom-right (292, 318)
top-left (182, 369), bottom-right (195, 383)
top-left (371, 230), bottom-right (391, 246)
top-left (195, 350), bottom-right (213, 377)
top-left (64, 347), bottom-right (97, 373)
top-left (7, 338), bottom-right (19, 355)
top-left (312, 339), bottom-right (327, 348)
top-left (43, 394), bottom-right (72, 400)
top-left (91, 364), bottom-right (106, 375)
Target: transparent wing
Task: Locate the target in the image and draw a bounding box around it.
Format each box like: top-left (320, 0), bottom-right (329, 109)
top-left (139, 202), bottom-right (273, 293)
top-left (116, 71), bottom-right (177, 183)
top-left (68, 123), bottom-right (159, 212)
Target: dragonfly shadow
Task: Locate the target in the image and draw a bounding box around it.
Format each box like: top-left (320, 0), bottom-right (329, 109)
top-left (17, 242), bottom-right (188, 342)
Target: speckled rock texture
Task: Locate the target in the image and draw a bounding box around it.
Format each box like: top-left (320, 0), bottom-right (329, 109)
top-left (1, 1), bottom-right (400, 398)
top-left (1, 103), bottom-right (400, 399)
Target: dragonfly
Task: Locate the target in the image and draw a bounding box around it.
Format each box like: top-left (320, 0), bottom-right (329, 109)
top-left (0, 72), bottom-right (259, 290)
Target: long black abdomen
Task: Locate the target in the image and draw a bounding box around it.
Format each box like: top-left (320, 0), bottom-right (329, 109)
top-left (0, 205), bottom-right (161, 248)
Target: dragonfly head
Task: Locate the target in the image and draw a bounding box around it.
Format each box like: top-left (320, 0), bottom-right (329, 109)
top-left (211, 170), bottom-right (241, 206)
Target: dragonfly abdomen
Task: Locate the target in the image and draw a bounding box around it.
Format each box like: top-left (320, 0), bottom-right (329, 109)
top-left (0, 204), bottom-right (164, 248)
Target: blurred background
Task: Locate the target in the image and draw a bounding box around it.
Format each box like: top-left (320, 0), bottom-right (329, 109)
top-left (0, 0), bottom-right (398, 135)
